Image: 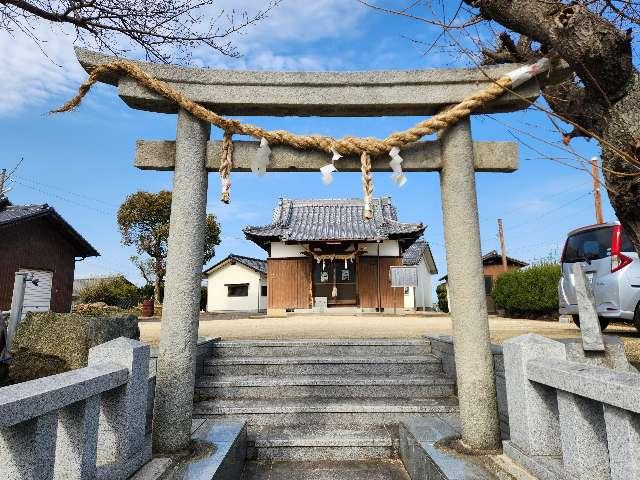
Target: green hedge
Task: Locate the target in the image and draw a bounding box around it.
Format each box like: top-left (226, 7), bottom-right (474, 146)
top-left (436, 283), bottom-right (449, 313)
top-left (79, 275), bottom-right (141, 309)
top-left (491, 262), bottom-right (561, 318)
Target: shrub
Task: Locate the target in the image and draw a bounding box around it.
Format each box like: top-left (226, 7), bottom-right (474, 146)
top-left (72, 302), bottom-right (123, 316)
top-left (138, 283), bottom-right (164, 303)
top-left (436, 283), bottom-right (449, 313)
top-left (9, 311), bottom-right (139, 383)
top-left (491, 262), bottom-right (561, 318)
top-left (79, 275), bottom-right (141, 309)
top-left (139, 283), bottom-right (155, 300)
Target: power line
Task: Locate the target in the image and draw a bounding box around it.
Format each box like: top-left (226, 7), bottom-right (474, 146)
top-left (10, 179), bottom-right (115, 216)
top-left (13, 174), bottom-right (117, 207)
top-left (506, 191), bottom-right (593, 233)
top-left (478, 181), bottom-right (590, 225)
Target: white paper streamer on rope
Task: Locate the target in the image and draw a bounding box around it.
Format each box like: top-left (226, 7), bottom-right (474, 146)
top-left (320, 149), bottom-right (342, 185)
top-left (389, 146), bottom-right (407, 187)
top-left (252, 138), bottom-right (271, 176)
top-left (320, 163), bottom-right (337, 185)
top-left (506, 57), bottom-right (550, 88)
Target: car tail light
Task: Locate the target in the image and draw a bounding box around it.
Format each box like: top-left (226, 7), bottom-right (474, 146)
top-left (611, 225), bottom-right (632, 272)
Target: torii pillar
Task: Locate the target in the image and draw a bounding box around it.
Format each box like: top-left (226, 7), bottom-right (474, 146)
top-left (74, 47), bottom-right (562, 452)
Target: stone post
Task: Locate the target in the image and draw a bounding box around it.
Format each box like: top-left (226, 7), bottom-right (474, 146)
top-left (572, 263), bottom-right (605, 351)
top-left (558, 392), bottom-right (610, 479)
top-left (7, 272), bottom-right (27, 353)
top-left (153, 109), bottom-right (210, 452)
top-left (438, 118), bottom-right (500, 449)
top-left (88, 337), bottom-right (149, 464)
top-left (503, 334), bottom-right (565, 455)
top-left (604, 405), bottom-right (640, 479)
top-left (0, 413), bottom-right (57, 480)
top-left (53, 397), bottom-right (100, 480)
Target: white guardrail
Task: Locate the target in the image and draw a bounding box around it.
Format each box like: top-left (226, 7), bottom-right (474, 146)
top-left (0, 337), bottom-right (151, 480)
top-left (503, 333), bottom-right (640, 480)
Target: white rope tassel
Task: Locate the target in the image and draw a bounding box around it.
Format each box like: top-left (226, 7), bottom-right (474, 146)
top-left (320, 149), bottom-right (342, 185)
top-left (389, 146), bottom-right (407, 187)
top-left (252, 138), bottom-right (271, 176)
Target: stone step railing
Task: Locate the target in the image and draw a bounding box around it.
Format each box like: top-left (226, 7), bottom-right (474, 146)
top-left (503, 333), bottom-right (639, 480)
top-left (0, 337), bottom-right (151, 480)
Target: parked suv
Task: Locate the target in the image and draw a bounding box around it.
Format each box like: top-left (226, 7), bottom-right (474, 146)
top-left (559, 222), bottom-right (640, 330)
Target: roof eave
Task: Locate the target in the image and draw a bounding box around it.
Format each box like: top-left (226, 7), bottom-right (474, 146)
top-left (0, 208), bottom-right (99, 257)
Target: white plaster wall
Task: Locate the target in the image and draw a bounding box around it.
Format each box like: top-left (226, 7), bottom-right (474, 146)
top-left (403, 285), bottom-right (415, 309)
top-left (259, 276), bottom-right (267, 311)
top-left (361, 240), bottom-right (400, 257)
top-left (416, 260), bottom-right (433, 308)
top-left (206, 263), bottom-right (266, 311)
top-left (270, 242), bottom-right (307, 258)
top-left (402, 259), bottom-right (433, 310)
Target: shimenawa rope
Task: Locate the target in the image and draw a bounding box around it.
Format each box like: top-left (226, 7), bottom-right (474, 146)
top-left (219, 131), bottom-right (234, 204)
top-left (53, 58), bottom-right (551, 217)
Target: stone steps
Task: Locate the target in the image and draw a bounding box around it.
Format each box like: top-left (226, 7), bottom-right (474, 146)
top-left (196, 337), bottom-right (457, 470)
top-left (211, 338), bottom-right (430, 358)
top-left (196, 374), bottom-right (455, 399)
top-left (204, 355), bottom-right (443, 376)
top-left (193, 397), bottom-right (459, 427)
top-left (241, 459), bottom-right (412, 480)
top-left (247, 425), bottom-right (398, 461)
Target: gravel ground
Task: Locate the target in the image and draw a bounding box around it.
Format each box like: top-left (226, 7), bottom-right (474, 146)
top-left (138, 313), bottom-right (640, 366)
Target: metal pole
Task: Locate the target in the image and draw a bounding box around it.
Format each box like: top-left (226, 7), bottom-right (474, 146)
top-left (153, 109), bottom-right (210, 453)
top-left (7, 273), bottom-right (27, 355)
top-left (438, 118), bottom-right (501, 450)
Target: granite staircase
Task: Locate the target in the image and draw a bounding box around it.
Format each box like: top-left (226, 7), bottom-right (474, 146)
top-left (193, 338), bottom-right (458, 478)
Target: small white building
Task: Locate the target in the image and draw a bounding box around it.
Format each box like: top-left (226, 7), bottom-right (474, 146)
top-left (402, 240), bottom-right (438, 310)
top-left (203, 254), bottom-right (267, 312)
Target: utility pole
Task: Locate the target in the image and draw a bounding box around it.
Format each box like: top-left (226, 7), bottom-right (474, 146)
top-left (591, 157), bottom-right (604, 224)
top-left (0, 169), bottom-right (6, 199)
top-left (498, 218), bottom-right (508, 272)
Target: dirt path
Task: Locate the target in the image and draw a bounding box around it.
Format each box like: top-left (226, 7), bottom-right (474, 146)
top-left (140, 313), bottom-right (582, 343)
top-left (139, 313), bottom-right (640, 366)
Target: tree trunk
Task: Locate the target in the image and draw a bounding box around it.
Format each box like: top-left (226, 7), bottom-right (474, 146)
top-left (600, 73), bottom-right (640, 250)
top-left (154, 257), bottom-right (164, 305)
top-left (465, 0), bottom-right (640, 253)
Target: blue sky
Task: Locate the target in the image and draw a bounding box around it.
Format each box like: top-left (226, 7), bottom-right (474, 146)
top-left (0, 1), bottom-right (609, 285)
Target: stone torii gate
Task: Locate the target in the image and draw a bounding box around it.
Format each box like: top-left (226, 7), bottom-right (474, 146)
top-left (74, 48), bottom-right (550, 454)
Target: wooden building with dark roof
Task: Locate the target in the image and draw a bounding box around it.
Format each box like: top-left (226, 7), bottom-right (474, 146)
top-left (0, 199), bottom-right (99, 314)
top-left (244, 197), bottom-right (425, 313)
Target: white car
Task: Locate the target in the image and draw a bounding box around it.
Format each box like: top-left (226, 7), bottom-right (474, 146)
top-left (559, 222), bottom-right (640, 330)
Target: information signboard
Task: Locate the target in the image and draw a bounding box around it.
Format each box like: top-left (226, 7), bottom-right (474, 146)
top-left (390, 266), bottom-right (418, 288)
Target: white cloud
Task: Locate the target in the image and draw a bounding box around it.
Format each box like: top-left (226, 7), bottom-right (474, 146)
top-left (0, 1), bottom-right (368, 114)
top-left (0, 22), bottom-right (84, 114)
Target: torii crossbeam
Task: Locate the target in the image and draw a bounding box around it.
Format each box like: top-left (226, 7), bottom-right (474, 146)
top-left (73, 47), bottom-right (566, 454)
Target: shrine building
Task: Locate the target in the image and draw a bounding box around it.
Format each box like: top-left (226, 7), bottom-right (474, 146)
top-left (243, 197), bottom-right (427, 313)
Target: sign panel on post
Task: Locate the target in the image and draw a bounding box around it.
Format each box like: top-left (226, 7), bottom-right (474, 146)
top-left (390, 266), bottom-right (418, 288)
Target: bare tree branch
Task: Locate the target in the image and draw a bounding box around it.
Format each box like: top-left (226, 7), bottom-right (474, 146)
top-left (0, 0), bottom-right (282, 62)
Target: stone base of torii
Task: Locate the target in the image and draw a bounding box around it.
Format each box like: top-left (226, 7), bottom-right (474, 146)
top-left (72, 47), bottom-right (566, 454)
